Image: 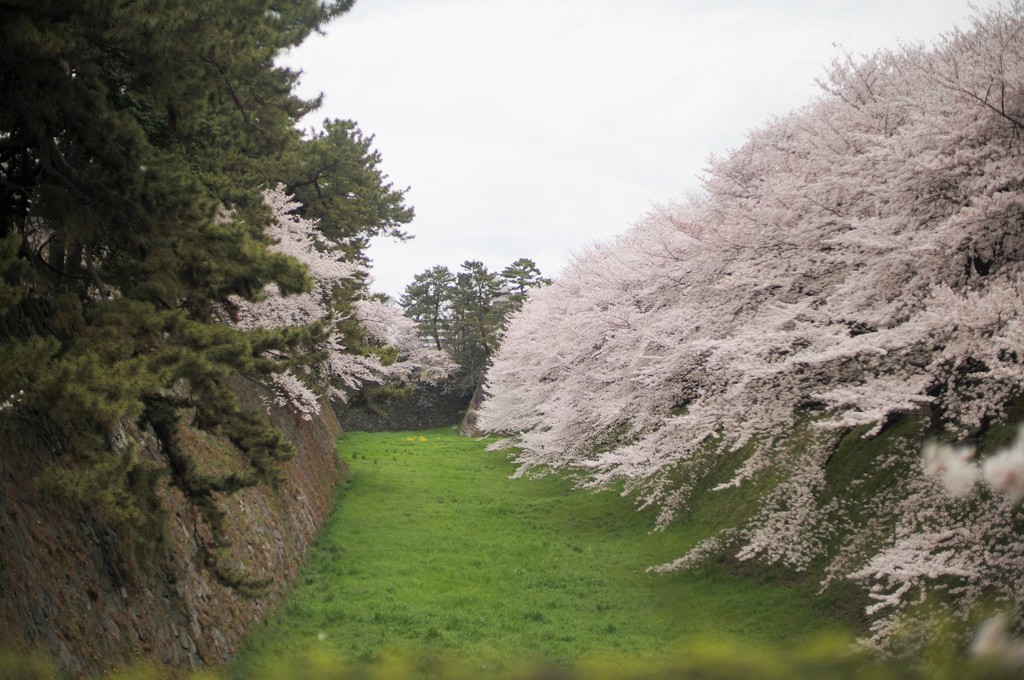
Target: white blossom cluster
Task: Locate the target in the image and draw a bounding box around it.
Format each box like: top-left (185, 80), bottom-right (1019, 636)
top-left (226, 187), bottom-right (452, 417)
top-left (922, 425), bottom-right (1024, 505)
top-left (353, 298), bottom-right (456, 384)
top-left (0, 389), bottom-right (23, 412)
top-left (479, 2), bottom-right (1024, 650)
top-left (971, 614), bottom-right (1024, 665)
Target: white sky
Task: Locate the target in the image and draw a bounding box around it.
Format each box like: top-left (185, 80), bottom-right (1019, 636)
top-left (282, 0), bottom-right (999, 299)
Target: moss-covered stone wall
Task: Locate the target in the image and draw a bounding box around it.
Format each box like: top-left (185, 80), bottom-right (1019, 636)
top-left (0, 378), bottom-right (344, 675)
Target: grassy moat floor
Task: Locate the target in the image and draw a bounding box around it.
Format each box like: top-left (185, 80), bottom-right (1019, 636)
top-left (226, 428), bottom-right (852, 678)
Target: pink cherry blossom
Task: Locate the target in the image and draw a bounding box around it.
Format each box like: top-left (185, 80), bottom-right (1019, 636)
top-left (224, 187), bottom-right (452, 416)
top-left (479, 2), bottom-right (1024, 652)
top-left (983, 428), bottom-right (1024, 504)
top-left (922, 441), bottom-right (981, 498)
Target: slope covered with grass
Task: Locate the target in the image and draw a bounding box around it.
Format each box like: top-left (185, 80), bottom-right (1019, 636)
top-left (227, 428), bottom-right (853, 677)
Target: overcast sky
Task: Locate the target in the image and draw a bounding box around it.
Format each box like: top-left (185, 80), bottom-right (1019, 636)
top-left (282, 0), bottom-right (999, 299)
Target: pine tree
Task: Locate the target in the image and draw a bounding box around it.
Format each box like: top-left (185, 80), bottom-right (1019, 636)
top-left (500, 258), bottom-right (552, 308)
top-left (399, 259), bottom-right (551, 390)
top-left (0, 0), bottom-right (411, 588)
top-left (400, 265), bottom-right (456, 350)
top-left (448, 260), bottom-right (505, 371)
top-left (283, 119), bottom-right (414, 261)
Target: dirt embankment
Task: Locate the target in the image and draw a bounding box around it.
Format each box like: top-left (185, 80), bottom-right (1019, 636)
top-left (0, 377), bottom-right (344, 676)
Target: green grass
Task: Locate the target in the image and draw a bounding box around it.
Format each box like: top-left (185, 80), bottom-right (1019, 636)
top-left (227, 428), bottom-right (851, 677)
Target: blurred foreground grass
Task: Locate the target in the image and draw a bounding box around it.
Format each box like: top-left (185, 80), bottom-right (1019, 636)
top-left (4, 640), bottom-right (1024, 679)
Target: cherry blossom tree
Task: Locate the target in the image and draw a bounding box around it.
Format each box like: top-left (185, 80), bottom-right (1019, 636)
top-left (479, 1), bottom-right (1024, 651)
top-left (225, 187), bottom-right (453, 417)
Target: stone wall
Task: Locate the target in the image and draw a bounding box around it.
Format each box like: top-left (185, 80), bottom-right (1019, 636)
top-left (333, 377), bottom-right (471, 432)
top-left (0, 378), bottom-right (344, 676)
top-left (458, 381), bottom-right (488, 437)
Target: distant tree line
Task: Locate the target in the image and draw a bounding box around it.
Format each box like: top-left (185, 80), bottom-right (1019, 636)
top-left (399, 258), bottom-right (550, 390)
